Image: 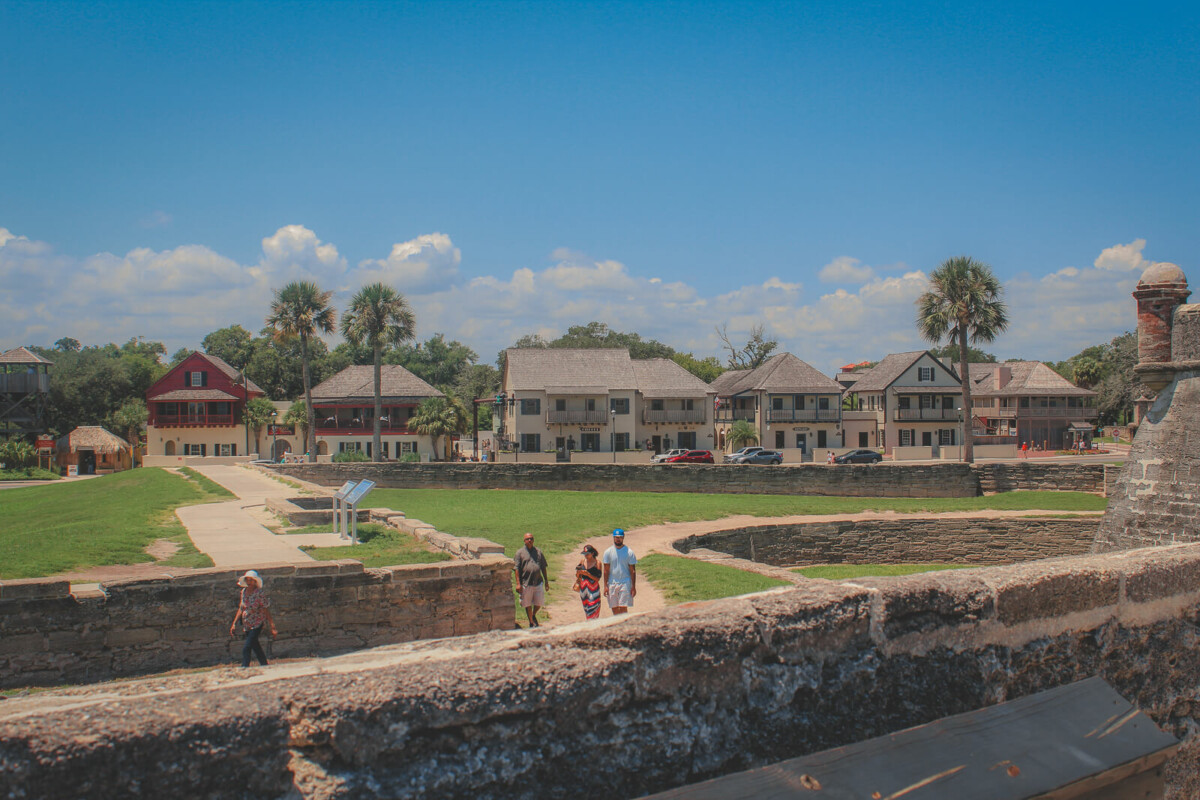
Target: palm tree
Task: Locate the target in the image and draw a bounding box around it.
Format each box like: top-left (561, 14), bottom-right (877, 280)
top-left (242, 397), bottom-right (278, 457)
top-left (728, 419), bottom-right (759, 451)
top-left (410, 395), bottom-right (469, 461)
top-left (109, 399), bottom-right (148, 468)
top-left (266, 282), bottom-right (336, 462)
top-left (341, 283), bottom-right (416, 462)
top-left (917, 256), bottom-right (1009, 463)
top-left (283, 400), bottom-right (309, 457)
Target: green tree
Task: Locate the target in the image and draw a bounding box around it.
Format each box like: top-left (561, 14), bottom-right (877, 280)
top-left (728, 419), bottom-right (759, 450)
top-left (202, 325), bottom-right (255, 370)
top-left (283, 400), bottom-right (310, 454)
top-left (916, 256), bottom-right (1010, 463)
top-left (170, 348), bottom-right (192, 366)
top-left (391, 333), bottom-right (476, 387)
top-left (455, 364), bottom-right (500, 431)
top-left (108, 399), bottom-right (148, 467)
top-left (1071, 357), bottom-right (1103, 389)
top-left (930, 343), bottom-right (997, 364)
top-left (54, 337), bottom-right (81, 352)
top-left (341, 283), bottom-right (417, 462)
top-left (410, 395), bottom-right (468, 461)
top-left (672, 352), bottom-right (725, 382)
top-left (266, 281), bottom-right (337, 462)
top-left (242, 396), bottom-right (278, 457)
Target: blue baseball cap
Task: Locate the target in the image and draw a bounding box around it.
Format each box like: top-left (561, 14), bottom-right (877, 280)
top-left (612, 528), bottom-right (625, 537)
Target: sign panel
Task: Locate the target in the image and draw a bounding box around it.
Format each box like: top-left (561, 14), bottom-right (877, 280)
top-left (334, 480), bottom-right (358, 501)
top-left (344, 479), bottom-right (375, 506)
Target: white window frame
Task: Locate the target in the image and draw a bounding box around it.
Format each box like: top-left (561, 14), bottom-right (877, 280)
top-left (918, 367), bottom-right (934, 382)
top-left (899, 429), bottom-right (913, 447)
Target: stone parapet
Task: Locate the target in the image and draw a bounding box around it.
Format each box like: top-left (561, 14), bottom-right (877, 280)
top-left (971, 462), bottom-right (1108, 494)
top-left (4, 543), bottom-right (1200, 798)
top-left (0, 556), bottom-right (513, 689)
top-left (674, 517), bottom-right (1099, 567)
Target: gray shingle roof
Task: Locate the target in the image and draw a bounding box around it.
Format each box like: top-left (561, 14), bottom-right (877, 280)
top-left (630, 359), bottom-right (715, 398)
top-left (710, 353), bottom-right (842, 395)
top-left (310, 365), bottom-right (444, 403)
top-left (850, 351), bottom-right (961, 392)
top-left (504, 349), bottom-right (639, 391)
top-left (0, 346), bottom-right (52, 365)
top-left (968, 361), bottom-right (1096, 397)
top-left (709, 368), bottom-right (750, 395)
top-left (150, 388), bottom-right (240, 402)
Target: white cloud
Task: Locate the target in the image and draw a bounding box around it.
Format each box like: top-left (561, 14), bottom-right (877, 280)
top-left (0, 227), bottom-right (1164, 382)
top-left (138, 210), bottom-right (173, 229)
top-left (818, 256), bottom-right (875, 284)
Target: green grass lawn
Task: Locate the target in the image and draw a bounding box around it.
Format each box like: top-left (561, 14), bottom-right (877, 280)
top-left (639, 553), bottom-right (789, 603)
top-left (178, 467), bottom-right (235, 498)
top-left (794, 563), bottom-right (972, 580)
top-left (0, 468), bottom-right (225, 579)
top-left (299, 523), bottom-right (451, 567)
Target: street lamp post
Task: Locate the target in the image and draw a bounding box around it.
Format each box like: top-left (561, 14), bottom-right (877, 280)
top-left (958, 407), bottom-right (965, 462)
top-left (611, 407), bottom-right (617, 463)
top-left (271, 410), bottom-right (278, 462)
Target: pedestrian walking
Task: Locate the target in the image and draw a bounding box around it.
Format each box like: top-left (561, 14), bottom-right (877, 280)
top-left (229, 570), bottom-right (276, 667)
top-left (514, 532), bottom-right (549, 628)
top-left (573, 545), bottom-right (603, 620)
top-left (1021, 441), bottom-right (1028, 459)
top-left (602, 528), bottom-right (637, 615)
top-left (827, 450), bottom-right (835, 464)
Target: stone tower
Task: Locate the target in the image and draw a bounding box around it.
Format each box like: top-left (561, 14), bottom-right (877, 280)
top-left (1094, 261), bottom-right (1200, 550)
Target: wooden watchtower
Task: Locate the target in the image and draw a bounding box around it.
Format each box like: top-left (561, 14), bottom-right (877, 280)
top-left (0, 346), bottom-right (52, 440)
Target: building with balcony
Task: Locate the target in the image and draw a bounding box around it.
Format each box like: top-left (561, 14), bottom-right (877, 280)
top-left (0, 346), bottom-right (51, 440)
top-left (711, 353), bottom-right (844, 457)
top-left (309, 365), bottom-right (444, 460)
top-left (843, 351), bottom-right (963, 455)
top-left (146, 351), bottom-right (264, 457)
top-left (499, 348), bottom-right (714, 454)
top-left (967, 362), bottom-right (1098, 449)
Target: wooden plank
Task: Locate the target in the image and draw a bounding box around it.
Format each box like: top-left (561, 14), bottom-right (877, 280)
top-left (643, 677), bottom-right (1178, 800)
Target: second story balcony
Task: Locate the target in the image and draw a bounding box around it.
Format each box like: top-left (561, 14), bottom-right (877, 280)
top-left (643, 408), bottom-right (707, 424)
top-left (0, 373), bottom-right (50, 393)
top-left (766, 409), bottom-right (840, 423)
top-left (715, 408), bottom-right (755, 422)
top-left (547, 409), bottom-right (610, 425)
top-left (893, 407), bottom-right (961, 422)
top-left (153, 413), bottom-right (236, 426)
top-left (976, 405), bottom-right (1098, 419)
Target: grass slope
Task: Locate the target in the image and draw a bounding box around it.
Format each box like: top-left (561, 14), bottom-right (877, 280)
top-left (300, 523), bottom-right (451, 567)
top-left (178, 467), bottom-right (235, 498)
top-left (0, 468), bottom-right (223, 579)
top-left (639, 553), bottom-right (789, 604)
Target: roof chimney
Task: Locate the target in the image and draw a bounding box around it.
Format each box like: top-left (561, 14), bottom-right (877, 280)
top-left (992, 365), bottom-right (1011, 390)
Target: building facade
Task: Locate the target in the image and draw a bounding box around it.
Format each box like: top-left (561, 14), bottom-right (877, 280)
top-left (308, 365), bottom-right (444, 460)
top-left (146, 352), bottom-right (264, 457)
top-left (711, 353), bottom-right (844, 456)
top-left (967, 362), bottom-right (1098, 449)
top-left (843, 351), bottom-right (964, 455)
top-left (499, 349), bottom-right (715, 454)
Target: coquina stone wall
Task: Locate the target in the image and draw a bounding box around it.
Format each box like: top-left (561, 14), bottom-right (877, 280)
top-left (0, 556), bottom-right (513, 689)
top-left (674, 517), bottom-right (1099, 567)
top-left (273, 461), bottom-right (1110, 498)
top-left (3, 543), bottom-right (1200, 799)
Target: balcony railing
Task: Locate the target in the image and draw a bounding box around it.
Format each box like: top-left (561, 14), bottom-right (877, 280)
top-left (154, 414), bottom-right (235, 426)
top-left (715, 409), bottom-right (755, 421)
top-left (0, 374), bottom-right (50, 393)
top-left (976, 406), bottom-right (1098, 419)
top-left (643, 409), bottom-right (707, 424)
top-left (547, 410), bottom-right (610, 424)
top-left (317, 418), bottom-right (413, 434)
top-left (766, 409), bottom-right (840, 423)
top-left (893, 408), bottom-right (961, 421)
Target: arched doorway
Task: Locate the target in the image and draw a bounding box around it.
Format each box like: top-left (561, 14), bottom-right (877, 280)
top-left (316, 440), bottom-right (329, 456)
top-left (164, 440), bottom-right (176, 456)
top-left (272, 440), bottom-right (291, 461)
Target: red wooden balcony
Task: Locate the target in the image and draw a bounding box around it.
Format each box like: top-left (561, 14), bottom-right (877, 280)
top-left (153, 413), bottom-right (236, 427)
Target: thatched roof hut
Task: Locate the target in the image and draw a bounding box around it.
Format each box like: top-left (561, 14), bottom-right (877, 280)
top-left (56, 426), bottom-right (134, 474)
top-left (57, 426), bottom-right (131, 454)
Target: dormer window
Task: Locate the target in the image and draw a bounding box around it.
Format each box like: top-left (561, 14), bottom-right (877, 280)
top-left (188, 371), bottom-right (207, 387)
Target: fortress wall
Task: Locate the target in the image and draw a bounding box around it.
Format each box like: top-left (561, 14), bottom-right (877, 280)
top-left (675, 517), bottom-right (1099, 566)
top-left (0, 556), bottom-right (513, 689)
top-left (4, 543), bottom-right (1200, 798)
top-left (274, 461), bottom-right (1110, 497)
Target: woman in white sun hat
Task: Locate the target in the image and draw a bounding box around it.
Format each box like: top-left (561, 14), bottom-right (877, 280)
top-left (229, 569), bottom-right (277, 667)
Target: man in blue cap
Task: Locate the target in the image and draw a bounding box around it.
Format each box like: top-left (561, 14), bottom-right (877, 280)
top-left (602, 527), bottom-right (637, 615)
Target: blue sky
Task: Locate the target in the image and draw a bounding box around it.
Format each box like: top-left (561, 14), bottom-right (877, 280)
top-left (2, 1), bottom-right (1197, 371)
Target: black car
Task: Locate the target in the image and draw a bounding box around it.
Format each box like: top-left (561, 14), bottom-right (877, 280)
top-left (834, 448), bottom-right (883, 464)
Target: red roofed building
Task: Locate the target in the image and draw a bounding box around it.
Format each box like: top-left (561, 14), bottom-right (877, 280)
top-left (145, 351), bottom-right (265, 459)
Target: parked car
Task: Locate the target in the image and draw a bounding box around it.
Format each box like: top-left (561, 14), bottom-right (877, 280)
top-left (651, 448), bottom-right (689, 463)
top-left (663, 450), bottom-right (715, 464)
top-left (736, 450), bottom-right (782, 465)
top-left (834, 448), bottom-right (884, 464)
top-left (723, 446), bottom-right (764, 463)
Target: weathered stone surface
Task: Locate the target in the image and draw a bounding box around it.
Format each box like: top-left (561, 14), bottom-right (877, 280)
top-left (0, 578), bottom-right (70, 600)
top-left (675, 517), bottom-right (1098, 567)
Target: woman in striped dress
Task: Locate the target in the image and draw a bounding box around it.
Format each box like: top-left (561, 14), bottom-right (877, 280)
top-left (573, 545), bottom-right (602, 620)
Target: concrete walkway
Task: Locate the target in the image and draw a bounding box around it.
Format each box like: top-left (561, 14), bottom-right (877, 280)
top-left (177, 465), bottom-right (344, 567)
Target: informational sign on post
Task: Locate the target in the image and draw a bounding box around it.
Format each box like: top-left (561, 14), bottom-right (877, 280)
top-left (333, 481), bottom-right (357, 539)
top-left (341, 479), bottom-right (375, 544)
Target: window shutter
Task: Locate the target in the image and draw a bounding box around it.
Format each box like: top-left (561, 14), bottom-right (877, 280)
top-left (201, 371), bottom-right (208, 387)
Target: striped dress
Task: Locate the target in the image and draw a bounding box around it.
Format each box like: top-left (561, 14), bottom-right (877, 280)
top-left (577, 563), bottom-right (602, 619)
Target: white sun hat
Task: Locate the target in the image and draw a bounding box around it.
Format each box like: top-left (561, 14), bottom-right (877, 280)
top-left (237, 569), bottom-right (262, 587)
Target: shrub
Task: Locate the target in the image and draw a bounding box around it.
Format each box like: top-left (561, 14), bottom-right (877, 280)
top-left (400, 452), bottom-right (420, 463)
top-left (332, 449), bottom-right (370, 463)
top-left (0, 440), bottom-right (36, 469)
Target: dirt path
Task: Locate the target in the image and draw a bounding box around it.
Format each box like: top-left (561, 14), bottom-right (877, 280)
top-left (541, 508), bottom-right (1102, 627)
